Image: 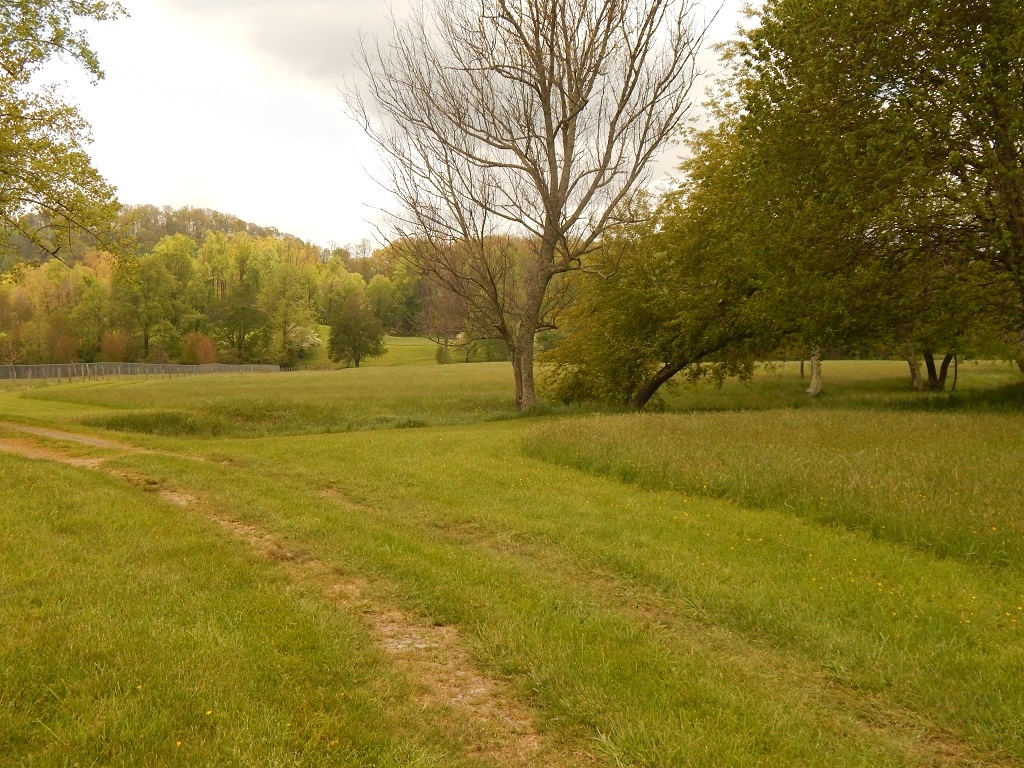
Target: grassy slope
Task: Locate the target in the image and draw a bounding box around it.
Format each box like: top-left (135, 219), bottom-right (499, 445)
top-left (296, 333), bottom-right (441, 369)
top-left (2, 360), bottom-right (1023, 765)
top-left (3, 363), bottom-right (518, 437)
top-left (102, 424), bottom-right (1023, 765)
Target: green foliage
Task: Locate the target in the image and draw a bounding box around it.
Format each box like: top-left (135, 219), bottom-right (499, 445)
top-left (730, 0), bottom-right (1024, 342)
top-left (366, 273), bottom-right (419, 334)
top-left (543, 138), bottom-right (777, 408)
top-left (434, 343), bottom-right (451, 364)
top-left (552, 0), bottom-right (1024, 406)
top-left (0, 0), bottom-right (122, 262)
top-left (328, 294), bottom-right (386, 368)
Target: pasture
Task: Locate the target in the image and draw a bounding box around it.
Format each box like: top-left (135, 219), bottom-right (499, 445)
top-left (2, 347), bottom-right (1023, 766)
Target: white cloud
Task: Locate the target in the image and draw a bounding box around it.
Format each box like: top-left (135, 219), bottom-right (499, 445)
top-left (42, 0), bottom-right (752, 248)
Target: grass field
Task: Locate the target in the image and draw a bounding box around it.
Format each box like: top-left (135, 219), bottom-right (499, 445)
top-left (2, 357), bottom-right (1023, 766)
top-left (296, 332), bottom-right (444, 369)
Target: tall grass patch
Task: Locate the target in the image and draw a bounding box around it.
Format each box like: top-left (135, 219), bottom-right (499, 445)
top-left (524, 409), bottom-right (1024, 569)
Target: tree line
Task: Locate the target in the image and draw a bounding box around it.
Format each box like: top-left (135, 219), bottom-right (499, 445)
top-left (0, 223), bottom-right (419, 368)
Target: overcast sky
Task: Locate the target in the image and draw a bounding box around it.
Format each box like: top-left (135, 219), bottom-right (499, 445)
top-left (48, 0), bottom-right (751, 249)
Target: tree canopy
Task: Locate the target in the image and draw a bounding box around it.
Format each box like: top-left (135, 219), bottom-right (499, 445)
top-left (546, 0), bottom-right (1024, 406)
top-left (1, 0), bottom-right (123, 263)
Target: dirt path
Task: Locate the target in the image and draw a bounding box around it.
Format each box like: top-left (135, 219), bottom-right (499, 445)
top-left (0, 435), bottom-right (581, 768)
top-left (0, 437), bottom-right (106, 468)
top-left (0, 421), bottom-right (130, 450)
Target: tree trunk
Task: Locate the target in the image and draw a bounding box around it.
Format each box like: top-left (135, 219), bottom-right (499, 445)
top-left (923, 351), bottom-right (939, 389)
top-left (510, 328), bottom-right (538, 410)
top-left (518, 341), bottom-right (537, 409)
top-left (1017, 358), bottom-right (1024, 374)
top-left (510, 272), bottom-right (547, 410)
top-left (800, 359), bottom-right (805, 379)
top-left (904, 342), bottom-right (923, 391)
top-left (806, 348), bottom-right (822, 397)
top-left (631, 359), bottom-right (688, 410)
top-left (511, 350), bottom-right (525, 410)
top-left (937, 353), bottom-right (954, 390)
top-left (923, 351), bottom-right (954, 390)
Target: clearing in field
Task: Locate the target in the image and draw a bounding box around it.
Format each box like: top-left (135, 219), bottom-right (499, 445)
top-left (2, 350), bottom-right (1023, 766)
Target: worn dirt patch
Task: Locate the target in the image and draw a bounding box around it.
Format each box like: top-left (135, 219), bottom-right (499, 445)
top-left (0, 422), bottom-right (128, 450)
top-left (208, 506), bottom-right (552, 767)
top-left (0, 437), bottom-right (106, 469)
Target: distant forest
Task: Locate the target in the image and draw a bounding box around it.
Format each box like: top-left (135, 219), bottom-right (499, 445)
top-left (0, 206), bottom-right (432, 367)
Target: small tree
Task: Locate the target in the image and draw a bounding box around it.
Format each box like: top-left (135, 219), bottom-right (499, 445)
top-left (0, 331), bottom-right (20, 374)
top-left (328, 295), bottom-right (386, 368)
top-left (181, 331), bottom-right (218, 364)
top-left (98, 330), bottom-right (127, 362)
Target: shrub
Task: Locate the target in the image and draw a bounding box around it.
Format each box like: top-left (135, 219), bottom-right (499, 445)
top-left (181, 332), bottom-right (218, 364)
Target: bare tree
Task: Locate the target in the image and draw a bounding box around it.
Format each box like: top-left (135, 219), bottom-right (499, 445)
top-left (350, 0), bottom-right (705, 408)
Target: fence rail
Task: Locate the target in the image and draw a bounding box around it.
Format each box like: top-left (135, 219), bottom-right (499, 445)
top-left (0, 362), bottom-right (280, 381)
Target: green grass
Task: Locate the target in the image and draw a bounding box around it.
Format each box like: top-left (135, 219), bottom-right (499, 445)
top-left (523, 408), bottom-right (1024, 570)
top-left (97, 422), bottom-right (1024, 765)
top-left (0, 453), bottom-right (468, 766)
top-left (658, 359), bottom-right (1023, 412)
top-left (3, 359), bottom-right (1024, 765)
top-left (294, 333), bottom-right (442, 369)
top-left (7, 363), bottom-right (519, 437)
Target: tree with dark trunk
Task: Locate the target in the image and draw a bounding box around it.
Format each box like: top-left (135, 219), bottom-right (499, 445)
top-left (328, 294), bottom-right (386, 368)
top-left (922, 351), bottom-right (956, 391)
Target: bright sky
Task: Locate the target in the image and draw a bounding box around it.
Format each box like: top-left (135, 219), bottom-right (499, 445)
top-left (48, 0), bottom-right (750, 249)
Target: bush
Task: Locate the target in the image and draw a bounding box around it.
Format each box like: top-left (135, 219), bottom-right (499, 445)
top-left (98, 331), bottom-right (128, 362)
top-left (181, 332), bottom-right (218, 364)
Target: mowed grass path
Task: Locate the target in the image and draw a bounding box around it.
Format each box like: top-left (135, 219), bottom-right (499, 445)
top-left (2, 360), bottom-right (1023, 765)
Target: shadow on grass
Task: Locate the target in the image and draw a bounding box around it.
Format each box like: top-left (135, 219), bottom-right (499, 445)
top-left (878, 381), bottom-right (1024, 413)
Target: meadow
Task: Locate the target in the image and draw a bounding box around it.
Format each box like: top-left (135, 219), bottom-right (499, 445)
top-left (2, 343), bottom-right (1023, 767)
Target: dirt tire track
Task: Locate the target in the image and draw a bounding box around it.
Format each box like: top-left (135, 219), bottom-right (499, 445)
top-left (0, 421), bottom-right (130, 450)
top-left (204, 511), bottom-right (561, 767)
top-left (0, 436), bottom-right (581, 768)
top-left (0, 437), bottom-right (106, 468)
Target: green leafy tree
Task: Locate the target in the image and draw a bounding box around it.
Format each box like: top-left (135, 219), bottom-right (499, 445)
top-left (68, 272), bottom-right (110, 361)
top-left (543, 131), bottom-right (776, 408)
top-left (328, 294), bottom-right (386, 368)
top-left (732, 0), bottom-right (1023, 351)
top-left (0, 1), bottom-right (122, 263)
top-left (257, 238), bottom-right (320, 365)
top-left (196, 233), bottom-right (270, 362)
top-left (111, 253), bottom-right (177, 359)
